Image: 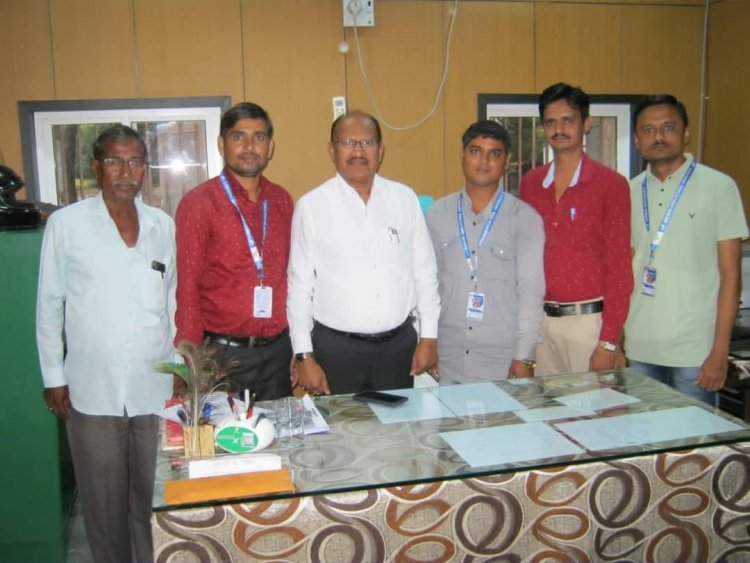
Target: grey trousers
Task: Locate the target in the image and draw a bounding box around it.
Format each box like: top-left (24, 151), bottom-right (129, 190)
top-left (66, 409), bottom-right (159, 563)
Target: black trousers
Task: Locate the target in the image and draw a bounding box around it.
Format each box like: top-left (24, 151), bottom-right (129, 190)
top-left (312, 322), bottom-right (418, 395)
top-left (215, 332), bottom-right (293, 401)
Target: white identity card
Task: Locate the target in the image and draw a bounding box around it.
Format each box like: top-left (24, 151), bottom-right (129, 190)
top-left (641, 267), bottom-right (657, 296)
top-left (253, 286), bottom-right (273, 318)
top-left (466, 292), bottom-right (485, 320)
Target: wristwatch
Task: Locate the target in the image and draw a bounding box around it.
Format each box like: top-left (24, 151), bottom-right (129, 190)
top-left (294, 352), bottom-right (314, 362)
top-left (516, 359), bottom-right (536, 370)
top-left (599, 341), bottom-right (617, 352)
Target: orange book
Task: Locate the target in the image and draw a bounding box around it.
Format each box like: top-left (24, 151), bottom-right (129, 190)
top-left (164, 469), bottom-right (295, 505)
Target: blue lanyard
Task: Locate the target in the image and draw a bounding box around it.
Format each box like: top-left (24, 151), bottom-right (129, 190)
top-left (457, 189), bottom-right (505, 278)
top-left (641, 159), bottom-right (696, 262)
top-left (219, 173), bottom-right (268, 282)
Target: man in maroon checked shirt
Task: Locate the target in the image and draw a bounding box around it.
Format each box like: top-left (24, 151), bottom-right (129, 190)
top-left (175, 102), bottom-right (293, 400)
top-left (520, 83), bottom-right (633, 376)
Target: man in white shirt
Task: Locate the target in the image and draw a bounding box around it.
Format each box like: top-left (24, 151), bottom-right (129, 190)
top-left (37, 125), bottom-right (175, 563)
top-left (287, 111), bottom-right (440, 395)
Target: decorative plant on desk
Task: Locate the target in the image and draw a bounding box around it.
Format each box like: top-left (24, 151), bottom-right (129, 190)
top-left (156, 340), bottom-right (236, 458)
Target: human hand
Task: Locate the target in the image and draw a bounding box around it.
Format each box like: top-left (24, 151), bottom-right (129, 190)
top-left (589, 347), bottom-right (615, 371)
top-left (44, 385), bottom-right (71, 419)
top-left (410, 338), bottom-right (438, 379)
top-left (698, 351), bottom-right (728, 392)
top-left (297, 358), bottom-right (331, 395)
top-left (508, 360), bottom-right (534, 379)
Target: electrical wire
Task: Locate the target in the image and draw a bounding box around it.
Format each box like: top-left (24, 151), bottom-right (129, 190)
top-left (349, 0), bottom-right (459, 132)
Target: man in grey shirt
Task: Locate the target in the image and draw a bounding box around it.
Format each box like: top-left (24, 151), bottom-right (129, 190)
top-left (426, 120), bottom-right (545, 383)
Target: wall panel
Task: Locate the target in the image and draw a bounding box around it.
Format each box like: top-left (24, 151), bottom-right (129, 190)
top-left (135, 0), bottom-right (244, 101)
top-left (341, 0), bottom-right (445, 197)
top-left (0, 0), bottom-right (54, 174)
top-left (621, 3), bottom-right (703, 156)
top-left (704, 0), bottom-right (750, 220)
top-left (534, 3), bottom-right (623, 93)
top-left (442, 1), bottom-right (535, 194)
top-left (242, 0), bottom-right (345, 197)
top-left (48, 0), bottom-right (138, 99)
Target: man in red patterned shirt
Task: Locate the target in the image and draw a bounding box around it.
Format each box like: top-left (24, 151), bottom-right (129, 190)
top-left (520, 83), bottom-right (632, 376)
top-left (175, 102), bottom-right (294, 400)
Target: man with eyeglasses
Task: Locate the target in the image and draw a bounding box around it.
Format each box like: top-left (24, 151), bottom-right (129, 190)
top-left (623, 94), bottom-right (747, 404)
top-left (175, 102), bottom-right (294, 401)
top-left (37, 125), bottom-right (175, 562)
top-left (426, 120), bottom-right (545, 384)
top-left (287, 110), bottom-right (441, 394)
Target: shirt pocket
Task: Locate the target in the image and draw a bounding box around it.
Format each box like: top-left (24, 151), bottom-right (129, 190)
top-left (134, 257), bottom-right (169, 318)
top-left (482, 243), bottom-right (514, 281)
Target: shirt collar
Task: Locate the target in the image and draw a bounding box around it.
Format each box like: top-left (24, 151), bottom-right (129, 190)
top-left (221, 167), bottom-right (266, 201)
top-left (461, 182), bottom-right (504, 218)
top-left (646, 153), bottom-right (694, 183)
top-left (92, 191), bottom-right (155, 235)
top-left (542, 157), bottom-right (583, 189)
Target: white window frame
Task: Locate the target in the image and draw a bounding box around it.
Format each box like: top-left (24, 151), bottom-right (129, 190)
top-left (18, 97), bottom-right (230, 205)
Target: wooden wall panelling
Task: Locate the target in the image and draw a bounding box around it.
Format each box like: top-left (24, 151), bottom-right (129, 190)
top-left (135, 0), bottom-right (244, 101)
top-left (242, 0), bottom-right (345, 198)
top-left (620, 4), bottom-right (704, 157)
top-left (442, 1), bottom-right (535, 196)
top-left (0, 0), bottom-right (54, 177)
top-left (48, 0), bottom-right (138, 99)
top-left (342, 0), bottom-right (445, 198)
top-left (704, 0), bottom-right (750, 221)
top-left (534, 2), bottom-right (623, 94)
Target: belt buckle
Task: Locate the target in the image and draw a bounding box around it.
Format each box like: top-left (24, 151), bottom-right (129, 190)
top-left (546, 303), bottom-right (561, 316)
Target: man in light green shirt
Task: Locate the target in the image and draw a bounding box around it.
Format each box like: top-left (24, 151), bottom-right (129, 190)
top-left (624, 94), bottom-right (748, 404)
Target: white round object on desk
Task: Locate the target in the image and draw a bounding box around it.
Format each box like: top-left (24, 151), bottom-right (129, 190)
top-left (214, 416), bottom-right (275, 454)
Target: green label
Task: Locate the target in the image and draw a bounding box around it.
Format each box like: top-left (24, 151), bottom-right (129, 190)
top-left (215, 426), bottom-right (259, 453)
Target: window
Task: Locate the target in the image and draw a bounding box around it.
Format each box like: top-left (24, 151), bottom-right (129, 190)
top-left (478, 94), bottom-right (642, 194)
top-left (19, 97), bottom-right (231, 216)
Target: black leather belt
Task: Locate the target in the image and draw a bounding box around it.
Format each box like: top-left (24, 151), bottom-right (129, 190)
top-left (544, 300), bottom-right (604, 317)
top-left (205, 328), bottom-right (288, 348)
top-left (317, 316), bottom-right (412, 344)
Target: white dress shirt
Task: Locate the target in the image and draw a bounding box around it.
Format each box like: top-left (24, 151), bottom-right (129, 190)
top-left (36, 193), bottom-right (175, 416)
top-left (287, 173), bottom-right (440, 353)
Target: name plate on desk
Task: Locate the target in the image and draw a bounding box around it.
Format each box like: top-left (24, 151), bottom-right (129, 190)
top-left (164, 467), bottom-right (295, 505)
top-left (188, 453), bottom-right (281, 479)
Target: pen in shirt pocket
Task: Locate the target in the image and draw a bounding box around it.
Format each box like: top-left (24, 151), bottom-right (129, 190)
top-left (388, 226), bottom-right (400, 243)
top-left (151, 260), bottom-right (166, 279)
top-left (570, 208), bottom-right (576, 222)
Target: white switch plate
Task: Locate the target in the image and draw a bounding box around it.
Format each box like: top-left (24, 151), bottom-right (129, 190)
top-left (343, 0), bottom-right (374, 27)
top-left (332, 96), bottom-right (347, 120)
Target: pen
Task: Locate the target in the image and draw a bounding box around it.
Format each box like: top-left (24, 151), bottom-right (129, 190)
top-left (252, 413), bottom-right (267, 429)
top-left (247, 392), bottom-right (256, 420)
top-left (570, 208), bottom-right (576, 222)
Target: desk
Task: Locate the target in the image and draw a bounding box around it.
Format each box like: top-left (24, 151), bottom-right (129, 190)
top-left (152, 370), bottom-right (750, 561)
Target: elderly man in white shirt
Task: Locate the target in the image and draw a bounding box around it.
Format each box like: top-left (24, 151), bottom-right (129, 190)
top-left (37, 125), bottom-right (175, 563)
top-left (288, 111), bottom-right (440, 395)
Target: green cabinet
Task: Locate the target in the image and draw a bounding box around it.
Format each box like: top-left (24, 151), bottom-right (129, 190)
top-left (0, 229), bottom-right (66, 562)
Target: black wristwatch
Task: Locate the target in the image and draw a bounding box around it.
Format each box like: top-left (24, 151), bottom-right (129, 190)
top-left (295, 352), bottom-right (314, 362)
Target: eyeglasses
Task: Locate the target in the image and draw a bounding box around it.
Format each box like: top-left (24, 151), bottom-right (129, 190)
top-left (334, 138), bottom-right (378, 151)
top-left (637, 124), bottom-right (680, 137)
top-left (100, 157), bottom-right (148, 170)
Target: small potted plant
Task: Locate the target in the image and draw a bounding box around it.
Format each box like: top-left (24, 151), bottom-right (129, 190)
top-left (157, 340), bottom-right (236, 458)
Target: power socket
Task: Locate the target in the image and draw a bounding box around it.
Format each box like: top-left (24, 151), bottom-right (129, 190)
top-left (332, 96), bottom-right (347, 120)
top-left (343, 0), bottom-right (374, 27)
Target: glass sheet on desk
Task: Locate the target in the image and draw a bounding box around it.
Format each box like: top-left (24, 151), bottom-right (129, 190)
top-left (556, 406), bottom-right (746, 451)
top-left (368, 382), bottom-right (526, 424)
top-left (440, 421), bottom-right (585, 468)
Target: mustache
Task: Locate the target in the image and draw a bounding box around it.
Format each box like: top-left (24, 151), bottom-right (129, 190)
top-left (649, 141), bottom-right (669, 148)
top-left (114, 180), bottom-right (139, 189)
top-left (552, 134), bottom-right (570, 140)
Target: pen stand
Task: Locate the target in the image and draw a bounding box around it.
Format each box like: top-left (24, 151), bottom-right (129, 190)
top-left (183, 424), bottom-right (215, 458)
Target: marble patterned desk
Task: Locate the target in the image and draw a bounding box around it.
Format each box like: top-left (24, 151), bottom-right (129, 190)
top-left (152, 370), bottom-right (750, 561)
